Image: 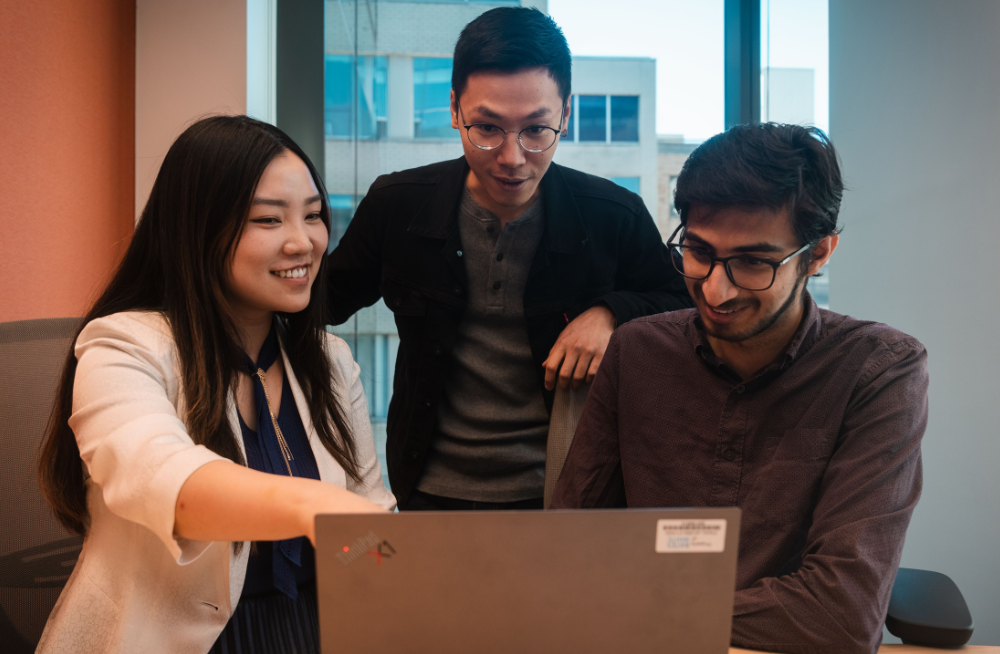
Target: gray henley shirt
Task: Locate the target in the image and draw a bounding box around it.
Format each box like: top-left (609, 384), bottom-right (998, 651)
top-left (415, 188), bottom-right (550, 502)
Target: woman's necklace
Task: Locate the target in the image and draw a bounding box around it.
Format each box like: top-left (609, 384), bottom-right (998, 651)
top-left (254, 368), bottom-right (295, 476)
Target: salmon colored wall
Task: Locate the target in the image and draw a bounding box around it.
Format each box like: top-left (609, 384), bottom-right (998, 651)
top-left (0, 0), bottom-right (135, 322)
top-left (135, 0), bottom-right (247, 218)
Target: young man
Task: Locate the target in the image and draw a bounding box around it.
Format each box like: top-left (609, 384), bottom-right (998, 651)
top-left (552, 124), bottom-right (928, 654)
top-left (325, 7), bottom-right (690, 510)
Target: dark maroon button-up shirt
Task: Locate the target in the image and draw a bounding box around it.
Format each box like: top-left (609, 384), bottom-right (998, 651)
top-left (551, 297), bottom-right (928, 654)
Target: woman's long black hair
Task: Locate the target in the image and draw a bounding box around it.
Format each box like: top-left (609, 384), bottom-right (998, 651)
top-left (38, 115), bottom-right (361, 536)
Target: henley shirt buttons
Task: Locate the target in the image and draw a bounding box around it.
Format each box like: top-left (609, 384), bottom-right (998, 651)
top-left (453, 285), bottom-right (463, 296)
top-left (410, 451), bottom-right (419, 460)
top-left (433, 346), bottom-right (443, 356)
top-left (496, 253), bottom-right (504, 261)
top-left (493, 281), bottom-right (502, 290)
top-left (723, 448), bottom-right (737, 461)
top-left (736, 385), bottom-right (746, 394)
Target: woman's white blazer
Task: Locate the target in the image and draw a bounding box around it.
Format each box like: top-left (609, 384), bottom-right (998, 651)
top-left (36, 311), bottom-right (396, 653)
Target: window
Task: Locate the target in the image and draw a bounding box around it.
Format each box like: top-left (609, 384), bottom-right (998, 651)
top-left (414, 57), bottom-right (458, 139)
top-left (760, 0), bottom-right (829, 307)
top-left (565, 95), bottom-right (640, 143)
top-left (320, 0), bottom-right (731, 479)
top-left (610, 177), bottom-right (640, 194)
top-left (327, 194), bottom-right (357, 251)
top-left (325, 55), bottom-right (387, 140)
top-left (577, 95), bottom-right (607, 142)
top-left (610, 96), bottom-right (639, 142)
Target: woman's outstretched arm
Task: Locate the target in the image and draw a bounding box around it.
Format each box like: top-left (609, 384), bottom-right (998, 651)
top-left (175, 460), bottom-right (386, 545)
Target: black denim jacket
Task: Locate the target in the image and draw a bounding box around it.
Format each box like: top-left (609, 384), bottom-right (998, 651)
top-left (325, 157), bottom-right (692, 504)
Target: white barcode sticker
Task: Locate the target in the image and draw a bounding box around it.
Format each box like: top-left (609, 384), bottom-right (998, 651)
top-left (655, 519), bottom-right (727, 553)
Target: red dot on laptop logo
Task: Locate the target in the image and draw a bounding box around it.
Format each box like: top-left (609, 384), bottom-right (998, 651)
top-left (337, 531), bottom-right (387, 567)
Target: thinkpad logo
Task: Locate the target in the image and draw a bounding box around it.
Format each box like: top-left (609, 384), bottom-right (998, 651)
top-left (337, 531), bottom-right (396, 566)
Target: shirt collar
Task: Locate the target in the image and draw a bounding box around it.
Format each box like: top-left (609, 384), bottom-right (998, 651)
top-left (406, 157), bottom-right (587, 255)
top-left (692, 291), bottom-right (824, 381)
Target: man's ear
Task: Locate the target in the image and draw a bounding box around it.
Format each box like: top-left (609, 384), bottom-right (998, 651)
top-left (807, 233), bottom-right (839, 275)
top-left (450, 89), bottom-right (460, 130)
top-left (561, 98), bottom-right (572, 137)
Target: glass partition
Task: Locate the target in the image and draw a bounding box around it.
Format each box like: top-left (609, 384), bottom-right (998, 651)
top-left (414, 57), bottom-right (458, 139)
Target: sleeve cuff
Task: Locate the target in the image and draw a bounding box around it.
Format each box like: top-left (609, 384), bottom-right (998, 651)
top-left (146, 446), bottom-right (229, 564)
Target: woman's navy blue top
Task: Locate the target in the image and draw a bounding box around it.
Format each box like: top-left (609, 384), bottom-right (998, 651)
top-left (237, 326), bottom-right (321, 598)
top-left (211, 327), bottom-right (323, 654)
top-left (237, 379), bottom-right (319, 597)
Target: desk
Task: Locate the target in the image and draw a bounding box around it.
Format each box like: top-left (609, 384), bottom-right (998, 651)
top-left (731, 646), bottom-right (1000, 653)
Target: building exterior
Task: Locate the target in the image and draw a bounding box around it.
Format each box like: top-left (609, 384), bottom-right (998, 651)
top-left (551, 56), bottom-right (657, 216)
top-left (656, 137), bottom-right (698, 241)
top-left (323, 1), bottom-right (657, 242)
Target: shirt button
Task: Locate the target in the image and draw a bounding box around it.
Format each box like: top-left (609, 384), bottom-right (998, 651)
top-left (410, 451), bottom-right (419, 460)
top-left (392, 297), bottom-right (402, 308)
top-left (723, 448), bottom-right (736, 461)
top-left (493, 281), bottom-right (502, 290)
top-left (496, 253), bottom-right (504, 262)
top-left (453, 285), bottom-right (463, 296)
top-left (736, 385), bottom-right (746, 394)
top-left (432, 345), bottom-right (442, 356)
top-left (425, 400), bottom-right (432, 408)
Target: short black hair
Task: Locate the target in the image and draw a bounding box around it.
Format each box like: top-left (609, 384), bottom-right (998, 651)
top-left (452, 7), bottom-right (572, 104)
top-left (674, 123), bottom-right (844, 249)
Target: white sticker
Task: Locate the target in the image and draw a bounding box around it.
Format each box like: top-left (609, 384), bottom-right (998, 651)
top-left (655, 519), bottom-right (727, 553)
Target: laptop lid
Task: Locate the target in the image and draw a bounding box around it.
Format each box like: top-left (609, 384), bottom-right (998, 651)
top-left (316, 508), bottom-right (740, 654)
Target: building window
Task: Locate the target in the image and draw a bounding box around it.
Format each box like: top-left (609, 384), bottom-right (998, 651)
top-left (610, 177), bottom-right (640, 194)
top-left (325, 55), bottom-right (387, 140)
top-left (414, 57), bottom-right (458, 139)
top-left (577, 95), bottom-right (607, 142)
top-left (610, 96), bottom-right (639, 142)
top-left (328, 194), bottom-right (358, 251)
top-left (567, 95), bottom-right (640, 143)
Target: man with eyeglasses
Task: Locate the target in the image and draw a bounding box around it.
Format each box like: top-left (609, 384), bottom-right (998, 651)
top-left (552, 123), bottom-right (928, 654)
top-left (325, 7), bottom-right (690, 511)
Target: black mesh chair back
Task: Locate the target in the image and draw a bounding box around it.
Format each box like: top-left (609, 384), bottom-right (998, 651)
top-left (0, 318), bottom-right (82, 653)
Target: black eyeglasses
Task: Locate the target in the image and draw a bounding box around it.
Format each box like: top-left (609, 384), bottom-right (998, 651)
top-left (666, 225), bottom-right (814, 291)
top-left (458, 102), bottom-right (566, 153)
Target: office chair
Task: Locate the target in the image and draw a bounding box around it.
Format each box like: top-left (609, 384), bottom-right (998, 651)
top-left (886, 567), bottom-right (975, 647)
top-left (0, 318), bottom-right (82, 653)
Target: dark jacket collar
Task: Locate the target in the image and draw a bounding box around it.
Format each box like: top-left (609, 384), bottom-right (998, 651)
top-left (407, 156), bottom-right (588, 254)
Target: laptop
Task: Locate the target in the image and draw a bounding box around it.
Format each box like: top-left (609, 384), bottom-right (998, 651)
top-left (316, 508), bottom-right (740, 654)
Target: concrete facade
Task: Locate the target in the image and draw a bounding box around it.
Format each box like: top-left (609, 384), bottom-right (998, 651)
top-left (656, 138), bottom-right (698, 241)
top-left (552, 56), bottom-right (658, 216)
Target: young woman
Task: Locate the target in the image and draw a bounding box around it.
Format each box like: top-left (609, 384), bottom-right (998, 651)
top-left (36, 115), bottom-right (394, 654)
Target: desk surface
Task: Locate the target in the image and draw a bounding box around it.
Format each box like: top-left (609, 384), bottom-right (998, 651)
top-left (731, 646), bottom-right (999, 653)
